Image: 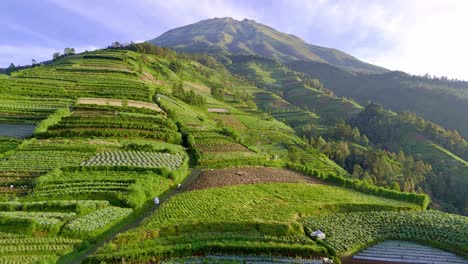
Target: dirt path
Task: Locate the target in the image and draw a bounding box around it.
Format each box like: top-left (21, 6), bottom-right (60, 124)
top-left (69, 167), bottom-right (202, 264)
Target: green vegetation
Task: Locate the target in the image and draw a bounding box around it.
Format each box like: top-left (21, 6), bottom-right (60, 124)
top-left (302, 210), bottom-right (468, 255)
top-left (89, 183), bottom-right (417, 262)
top-left (289, 61), bottom-right (468, 138)
top-left (0, 41), bottom-right (466, 264)
top-left (351, 104), bottom-right (468, 215)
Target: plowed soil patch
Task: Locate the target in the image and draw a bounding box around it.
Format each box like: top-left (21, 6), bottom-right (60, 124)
top-left (187, 167), bottom-right (321, 190)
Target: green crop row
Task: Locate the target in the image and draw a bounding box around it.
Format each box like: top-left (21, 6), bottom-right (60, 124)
top-left (62, 206), bottom-right (132, 239)
top-left (302, 210), bottom-right (468, 255)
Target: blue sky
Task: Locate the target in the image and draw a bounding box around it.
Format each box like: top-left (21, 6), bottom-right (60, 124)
top-left (1, 0), bottom-right (468, 79)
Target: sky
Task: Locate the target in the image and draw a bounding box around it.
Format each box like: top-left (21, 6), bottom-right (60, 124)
top-left (1, 0), bottom-right (468, 80)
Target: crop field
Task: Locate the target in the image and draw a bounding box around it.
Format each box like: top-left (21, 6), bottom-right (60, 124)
top-left (187, 167), bottom-right (320, 190)
top-left (302, 211), bottom-right (468, 256)
top-left (0, 137), bottom-right (21, 154)
top-left (33, 169), bottom-right (178, 208)
top-left (209, 113), bottom-right (246, 130)
top-left (0, 233), bottom-right (81, 264)
top-left (0, 150), bottom-right (92, 177)
top-left (0, 150), bottom-right (92, 173)
top-left (0, 97), bottom-right (73, 124)
top-left (195, 141), bottom-right (250, 153)
top-left (77, 97), bottom-right (164, 113)
top-left (38, 105), bottom-right (181, 143)
top-left (139, 183), bottom-right (418, 229)
top-left (207, 108), bottom-right (229, 113)
top-left (2, 50), bottom-right (152, 102)
top-left (62, 206), bottom-right (133, 239)
top-left (81, 151), bottom-right (184, 169)
top-left (91, 182), bottom-right (418, 262)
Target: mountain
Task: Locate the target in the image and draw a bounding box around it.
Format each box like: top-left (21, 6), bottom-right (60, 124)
top-left (151, 17), bottom-right (387, 74)
top-left (151, 18), bottom-right (468, 140)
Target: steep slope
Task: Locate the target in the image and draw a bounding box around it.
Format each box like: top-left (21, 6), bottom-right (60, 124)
top-left (351, 104), bottom-right (468, 215)
top-left (220, 54), bottom-right (468, 215)
top-left (151, 17), bottom-right (387, 74)
top-left (289, 60), bottom-right (468, 138)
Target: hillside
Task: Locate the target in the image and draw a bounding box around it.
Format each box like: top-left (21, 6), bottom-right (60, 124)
top-left (211, 53), bottom-right (468, 215)
top-left (0, 45), bottom-right (466, 263)
top-left (288, 60), bottom-right (468, 138)
top-left (151, 17), bottom-right (387, 74)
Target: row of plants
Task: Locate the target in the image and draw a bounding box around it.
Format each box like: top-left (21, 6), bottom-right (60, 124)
top-left (81, 151), bottom-right (184, 169)
top-left (302, 210), bottom-right (468, 255)
top-left (62, 206), bottom-right (133, 239)
top-left (0, 150), bottom-right (93, 172)
top-left (0, 200), bottom-right (109, 215)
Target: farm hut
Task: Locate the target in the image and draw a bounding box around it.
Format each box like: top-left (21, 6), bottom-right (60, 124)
top-left (311, 230), bottom-right (326, 239)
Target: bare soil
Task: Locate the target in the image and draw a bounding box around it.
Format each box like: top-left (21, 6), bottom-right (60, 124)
top-left (207, 108), bottom-right (229, 113)
top-left (210, 113), bottom-right (246, 130)
top-left (77, 98), bottom-right (164, 113)
top-left (187, 167), bottom-right (321, 190)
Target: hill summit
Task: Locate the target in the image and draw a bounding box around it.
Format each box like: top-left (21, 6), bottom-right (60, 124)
top-left (151, 17), bottom-right (387, 74)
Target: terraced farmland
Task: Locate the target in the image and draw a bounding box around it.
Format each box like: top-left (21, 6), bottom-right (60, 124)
top-left (0, 233), bottom-right (81, 263)
top-left (188, 167), bottom-right (320, 190)
top-left (89, 181), bottom-right (419, 262)
top-left (81, 151), bottom-right (184, 169)
top-left (302, 210), bottom-right (468, 255)
top-left (0, 46), bottom-right (467, 264)
top-left (38, 105), bottom-right (181, 143)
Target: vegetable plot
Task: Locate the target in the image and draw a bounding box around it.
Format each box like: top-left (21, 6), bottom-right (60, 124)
top-left (301, 210), bottom-right (468, 255)
top-left (81, 151), bottom-right (184, 169)
top-left (62, 206), bottom-right (132, 239)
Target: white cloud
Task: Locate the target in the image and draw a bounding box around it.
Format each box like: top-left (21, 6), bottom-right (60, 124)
top-left (296, 0), bottom-right (468, 80)
top-left (357, 1), bottom-right (468, 80)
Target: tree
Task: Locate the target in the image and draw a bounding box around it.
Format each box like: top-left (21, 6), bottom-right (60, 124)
top-left (111, 42), bottom-right (123, 48)
top-left (8, 63), bottom-right (15, 69)
top-left (53, 52), bottom-right (61, 60)
top-left (169, 60), bottom-right (183, 73)
top-left (288, 147), bottom-right (301, 163)
top-left (31, 59), bottom-right (37, 65)
top-left (63, 47), bottom-right (76, 56)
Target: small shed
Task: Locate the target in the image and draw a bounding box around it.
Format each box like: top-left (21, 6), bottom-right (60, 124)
top-left (310, 229), bottom-right (326, 240)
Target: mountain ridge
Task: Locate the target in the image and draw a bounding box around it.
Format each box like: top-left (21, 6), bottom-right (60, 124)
top-left (151, 17), bottom-right (388, 74)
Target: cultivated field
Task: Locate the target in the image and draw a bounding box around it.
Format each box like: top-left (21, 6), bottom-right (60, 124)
top-left (188, 167), bottom-right (321, 190)
top-left (77, 97), bottom-right (164, 113)
top-left (302, 210), bottom-right (468, 256)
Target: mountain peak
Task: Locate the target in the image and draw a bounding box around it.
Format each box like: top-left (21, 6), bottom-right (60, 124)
top-left (150, 17), bottom-right (387, 74)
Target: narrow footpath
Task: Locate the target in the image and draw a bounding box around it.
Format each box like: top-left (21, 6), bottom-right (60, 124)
top-left (69, 167), bottom-right (202, 264)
